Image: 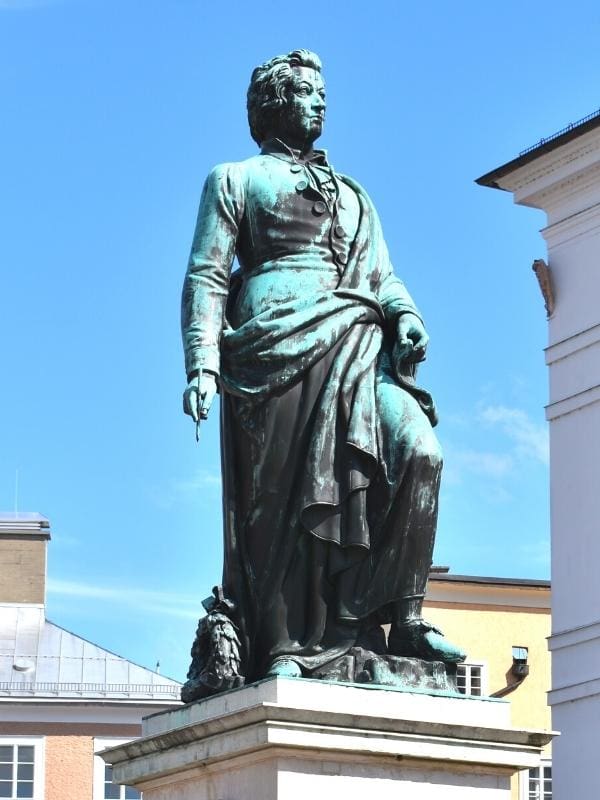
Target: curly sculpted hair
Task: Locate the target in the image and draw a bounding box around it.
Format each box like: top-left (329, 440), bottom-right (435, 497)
top-left (247, 49), bottom-right (323, 145)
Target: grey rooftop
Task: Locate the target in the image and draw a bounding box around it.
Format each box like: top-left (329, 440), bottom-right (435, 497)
top-left (0, 605), bottom-right (181, 701)
top-left (0, 512), bottom-right (50, 537)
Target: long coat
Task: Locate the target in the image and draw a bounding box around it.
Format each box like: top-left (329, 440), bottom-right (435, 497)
top-left (182, 139), bottom-right (442, 679)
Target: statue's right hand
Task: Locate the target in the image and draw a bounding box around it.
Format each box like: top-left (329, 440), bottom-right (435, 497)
top-left (183, 373), bottom-right (218, 423)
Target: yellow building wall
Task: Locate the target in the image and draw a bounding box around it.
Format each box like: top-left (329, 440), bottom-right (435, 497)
top-left (424, 599), bottom-right (552, 800)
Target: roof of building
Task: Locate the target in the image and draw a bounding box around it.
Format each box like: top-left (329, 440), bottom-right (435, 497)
top-left (0, 605), bottom-right (181, 701)
top-left (476, 106), bottom-right (600, 190)
top-left (0, 512), bottom-right (50, 537)
top-left (429, 572), bottom-right (550, 589)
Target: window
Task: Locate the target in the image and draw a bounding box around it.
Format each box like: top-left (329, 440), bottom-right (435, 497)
top-left (456, 662), bottom-right (487, 696)
top-left (103, 766), bottom-right (140, 800)
top-left (523, 762), bottom-right (552, 800)
top-left (94, 738), bottom-right (141, 800)
top-left (0, 739), bottom-right (43, 800)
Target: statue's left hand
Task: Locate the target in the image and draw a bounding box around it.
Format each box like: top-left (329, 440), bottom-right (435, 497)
top-left (393, 313), bottom-right (429, 368)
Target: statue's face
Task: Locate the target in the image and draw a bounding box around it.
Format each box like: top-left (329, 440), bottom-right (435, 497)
top-left (277, 66), bottom-right (326, 149)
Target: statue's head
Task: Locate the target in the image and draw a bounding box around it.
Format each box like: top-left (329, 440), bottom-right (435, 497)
top-left (247, 49), bottom-right (325, 150)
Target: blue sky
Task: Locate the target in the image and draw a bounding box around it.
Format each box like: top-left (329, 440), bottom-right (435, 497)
top-left (1, 0), bottom-right (598, 681)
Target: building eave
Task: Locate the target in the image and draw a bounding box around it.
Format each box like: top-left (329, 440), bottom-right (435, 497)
top-left (429, 573), bottom-right (550, 589)
top-left (0, 512), bottom-right (50, 538)
top-left (0, 697), bottom-right (180, 707)
top-left (476, 107), bottom-right (600, 190)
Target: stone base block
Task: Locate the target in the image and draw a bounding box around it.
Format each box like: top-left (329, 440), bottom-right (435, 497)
top-left (102, 677), bottom-right (553, 800)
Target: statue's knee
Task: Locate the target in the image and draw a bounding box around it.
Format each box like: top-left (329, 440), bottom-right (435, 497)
top-left (412, 432), bottom-right (443, 470)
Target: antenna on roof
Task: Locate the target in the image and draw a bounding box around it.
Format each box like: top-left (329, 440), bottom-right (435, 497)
top-left (14, 468), bottom-right (19, 516)
top-left (155, 660), bottom-right (161, 674)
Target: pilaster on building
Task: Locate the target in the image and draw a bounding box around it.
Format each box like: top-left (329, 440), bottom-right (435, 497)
top-left (478, 107), bottom-right (600, 799)
top-left (0, 512), bottom-right (181, 800)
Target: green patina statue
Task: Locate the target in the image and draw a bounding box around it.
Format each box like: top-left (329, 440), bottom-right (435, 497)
top-left (180, 49), bottom-right (465, 702)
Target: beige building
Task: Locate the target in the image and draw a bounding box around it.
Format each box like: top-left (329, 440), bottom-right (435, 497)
top-left (0, 512), bottom-right (181, 800)
top-left (424, 570), bottom-right (552, 800)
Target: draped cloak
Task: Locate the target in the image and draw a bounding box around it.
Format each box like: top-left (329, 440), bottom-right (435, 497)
top-left (182, 144), bottom-right (442, 680)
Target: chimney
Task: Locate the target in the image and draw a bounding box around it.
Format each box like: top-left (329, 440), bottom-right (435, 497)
top-left (0, 513), bottom-right (51, 605)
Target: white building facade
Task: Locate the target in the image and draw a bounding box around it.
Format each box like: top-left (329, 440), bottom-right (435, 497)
top-left (478, 110), bottom-right (600, 799)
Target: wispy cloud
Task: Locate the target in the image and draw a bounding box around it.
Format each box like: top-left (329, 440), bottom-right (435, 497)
top-left (53, 533), bottom-right (81, 547)
top-left (519, 539), bottom-right (550, 569)
top-left (47, 578), bottom-right (202, 620)
top-left (442, 404), bottom-right (548, 502)
top-left (451, 449), bottom-right (513, 478)
top-left (173, 470), bottom-right (221, 492)
top-left (147, 468), bottom-right (221, 510)
top-left (479, 405), bottom-right (549, 466)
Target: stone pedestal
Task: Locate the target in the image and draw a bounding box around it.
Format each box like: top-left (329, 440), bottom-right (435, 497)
top-left (101, 677), bottom-right (553, 800)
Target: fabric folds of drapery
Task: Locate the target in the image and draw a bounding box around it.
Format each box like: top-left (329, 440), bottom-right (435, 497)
top-left (216, 183), bottom-right (441, 678)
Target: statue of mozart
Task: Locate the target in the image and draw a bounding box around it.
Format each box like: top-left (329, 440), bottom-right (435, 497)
top-left (180, 49), bottom-right (465, 700)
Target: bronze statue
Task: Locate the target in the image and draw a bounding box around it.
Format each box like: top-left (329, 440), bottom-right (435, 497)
top-left (181, 49), bottom-right (465, 701)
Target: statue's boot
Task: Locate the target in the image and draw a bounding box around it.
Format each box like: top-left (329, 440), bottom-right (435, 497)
top-left (388, 619), bottom-right (466, 663)
top-left (266, 657), bottom-right (303, 678)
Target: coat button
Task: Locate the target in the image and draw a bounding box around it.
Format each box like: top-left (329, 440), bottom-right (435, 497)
top-left (313, 201), bottom-right (327, 215)
top-left (290, 164), bottom-right (303, 173)
top-left (295, 179), bottom-right (308, 191)
top-left (334, 225), bottom-right (345, 238)
top-left (336, 252), bottom-right (348, 265)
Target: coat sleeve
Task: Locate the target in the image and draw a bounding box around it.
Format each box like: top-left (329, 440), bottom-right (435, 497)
top-left (377, 268), bottom-right (423, 327)
top-left (181, 163), bottom-right (245, 379)
top-left (372, 212), bottom-right (423, 328)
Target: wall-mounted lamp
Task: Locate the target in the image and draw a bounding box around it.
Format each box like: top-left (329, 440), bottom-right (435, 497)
top-left (511, 646), bottom-right (529, 679)
top-left (490, 645), bottom-right (530, 697)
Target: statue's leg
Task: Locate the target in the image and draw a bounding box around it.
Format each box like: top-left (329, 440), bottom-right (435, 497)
top-left (375, 360), bottom-right (465, 663)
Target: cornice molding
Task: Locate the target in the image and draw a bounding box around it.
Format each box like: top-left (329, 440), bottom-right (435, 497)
top-left (494, 127), bottom-right (600, 212)
top-left (548, 676), bottom-right (600, 707)
top-left (545, 382), bottom-right (600, 421)
top-left (545, 321), bottom-right (600, 366)
top-left (548, 618), bottom-right (600, 651)
top-left (529, 163), bottom-right (600, 220)
top-left (541, 201), bottom-right (600, 248)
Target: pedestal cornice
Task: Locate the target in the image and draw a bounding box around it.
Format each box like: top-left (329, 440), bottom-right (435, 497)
top-left (101, 677), bottom-right (554, 791)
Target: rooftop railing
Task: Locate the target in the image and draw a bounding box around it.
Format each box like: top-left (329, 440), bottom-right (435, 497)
top-left (519, 108), bottom-right (600, 156)
top-left (0, 681), bottom-right (181, 697)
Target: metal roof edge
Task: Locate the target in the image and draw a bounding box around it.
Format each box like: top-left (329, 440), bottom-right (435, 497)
top-left (428, 573), bottom-right (550, 589)
top-left (0, 697), bottom-right (181, 707)
top-left (475, 108), bottom-right (600, 190)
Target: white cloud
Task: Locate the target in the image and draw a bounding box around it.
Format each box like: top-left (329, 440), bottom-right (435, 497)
top-left (479, 405), bottom-right (549, 466)
top-left (479, 483), bottom-right (514, 505)
top-left (174, 470), bottom-right (221, 492)
top-left (452, 449), bottom-right (513, 478)
top-left (442, 404), bottom-right (547, 500)
top-left (518, 539), bottom-right (551, 570)
top-left (53, 533), bottom-right (80, 547)
top-left (147, 468), bottom-right (221, 510)
top-left (47, 578), bottom-right (201, 620)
